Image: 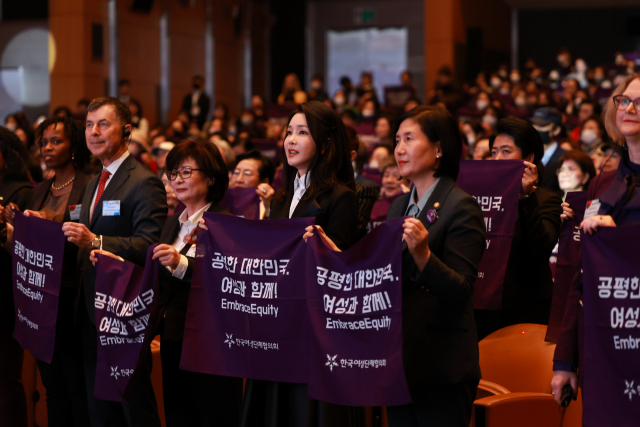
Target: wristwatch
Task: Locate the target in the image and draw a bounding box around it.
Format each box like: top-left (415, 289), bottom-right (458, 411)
top-left (91, 235), bottom-right (102, 250)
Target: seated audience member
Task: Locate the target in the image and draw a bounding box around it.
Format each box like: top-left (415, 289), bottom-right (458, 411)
top-left (152, 141), bottom-right (175, 178)
top-left (374, 114), bottom-right (394, 146)
top-left (307, 74), bottom-right (328, 102)
top-left (472, 138), bottom-right (491, 160)
top-left (569, 99), bottom-right (602, 141)
top-left (369, 145), bottom-right (393, 169)
top-left (367, 156), bottom-right (405, 233)
top-left (128, 98), bottom-right (150, 135)
top-left (231, 149), bottom-right (276, 219)
top-left (475, 117), bottom-right (562, 340)
top-left (556, 150), bottom-right (596, 199)
top-left (403, 96), bottom-right (421, 112)
top-left (579, 115), bottom-right (607, 157)
top-left (596, 142), bottom-right (623, 173)
top-left (277, 73), bottom-right (307, 106)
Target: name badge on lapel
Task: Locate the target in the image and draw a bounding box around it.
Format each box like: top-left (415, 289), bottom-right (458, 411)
top-left (584, 199), bottom-right (601, 220)
top-left (102, 200), bottom-right (121, 216)
top-left (68, 204), bottom-right (81, 221)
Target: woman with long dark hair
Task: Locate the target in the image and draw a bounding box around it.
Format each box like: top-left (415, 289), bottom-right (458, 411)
top-left (242, 100), bottom-right (360, 427)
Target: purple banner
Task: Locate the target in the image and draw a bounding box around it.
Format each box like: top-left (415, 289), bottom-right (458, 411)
top-left (545, 191), bottom-right (588, 343)
top-left (306, 217), bottom-right (411, 407)
top-left (180, 213), bottom-right (314, 383)
top-left (221, 187), bottom-right (261, 220)
top-left (456, 160), bottom-right (523, 310)
top-left (251, 138), bottom-right (281, 166)
top-left (582, 227), bottom-right (640, 427)
top-left (384, 85), bottom-right (416, 113)
top-left (11, 211), bottom-right (66, 363)
top-left (93, 245), bottom-right (160, 404)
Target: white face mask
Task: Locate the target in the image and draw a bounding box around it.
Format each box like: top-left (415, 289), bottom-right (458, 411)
top-left (362, 109), bottom-right (375, 118)
top-left (476, 100), bottom-right (489, 111)
top-left (482, 115), bottom-right (497, 127)
top-left (580, 128), bottom-right (598, 145)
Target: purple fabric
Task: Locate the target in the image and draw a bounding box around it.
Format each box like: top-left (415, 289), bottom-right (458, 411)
top-left (11, 211), bottom-right (66, 363)
top-left (361, 166), bottom-right (382, 186)
top-left (180, 213), bottom-right (314, 383)
top-left (384, 86), bottom-right (416, 113)
top-left (546, 191), bottom-right (588, 343)
top-left (220, 187), bottom-right (261, 220)
top-left (456, 160), bottom-right (523, 310)
top-left (180, 213), bottom-right (411, 406)
top-left (582, 227), bottom-right (640, 426)
top-left (306, 217), bottom-right (411, 406)
top-left (251, 138), bottom-right (281, 166)
top-left (93, 245), bottom-right (160, 404)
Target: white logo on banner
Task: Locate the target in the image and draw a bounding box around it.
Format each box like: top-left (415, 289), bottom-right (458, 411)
top-left (110, 366), bottom-right (121, 380)
top-left (325, 354), bottom-right (338, 372)
top-left (623, 380), bottom-right (639, 401)
top-left (224, 333), bottom-right (236, 348)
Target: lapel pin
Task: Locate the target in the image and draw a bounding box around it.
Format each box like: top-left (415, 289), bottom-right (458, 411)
top-left (426, 209), bottom-right (439, 224)
top-left (434, 202), bottom-right (440, 208)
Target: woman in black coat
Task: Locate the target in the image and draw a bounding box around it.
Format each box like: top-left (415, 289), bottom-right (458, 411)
top-left (242, 101), bottom-right (360, 427)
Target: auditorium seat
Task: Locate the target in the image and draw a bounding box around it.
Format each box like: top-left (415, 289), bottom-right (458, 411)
top-left (472, 324), bottom-right (582, 427)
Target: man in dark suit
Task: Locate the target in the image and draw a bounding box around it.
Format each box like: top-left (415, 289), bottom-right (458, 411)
top-left (62, 97), bottom-right (167, 427)
top-left (181, 75), bottom-right (210, 130)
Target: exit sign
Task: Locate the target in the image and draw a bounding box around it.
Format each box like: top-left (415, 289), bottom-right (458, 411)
top-left (353, 8), bottom-right (375, 24)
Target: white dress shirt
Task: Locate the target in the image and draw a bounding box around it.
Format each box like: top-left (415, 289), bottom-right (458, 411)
top-left (289, 172), bottom-right (310, 218)
top-left (170, 202), bottom-right (212, 279)
top-left (89, 150), bottom-right (130, 219)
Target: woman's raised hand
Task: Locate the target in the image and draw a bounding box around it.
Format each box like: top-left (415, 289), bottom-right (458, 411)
top-left (403, 218), bottom-right (431, 271)
top-left (303, 225), bottom-right (341, 252)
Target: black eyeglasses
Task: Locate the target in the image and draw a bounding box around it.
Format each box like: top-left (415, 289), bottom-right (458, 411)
top-left (613, 95), bottom-right (640, 111)
top-left (166, 167), bottom-right (202, 181)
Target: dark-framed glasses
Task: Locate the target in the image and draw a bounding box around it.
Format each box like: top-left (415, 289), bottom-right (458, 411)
top-left (613, 95), bottom-right (640, 111)
top-left (166, 167), bottom-right (202, 181)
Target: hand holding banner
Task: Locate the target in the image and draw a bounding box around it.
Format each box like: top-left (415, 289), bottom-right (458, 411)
top-left (93, 245), bottom-right (160, 404)
top-left (12, 211), bottom-right (66, 363)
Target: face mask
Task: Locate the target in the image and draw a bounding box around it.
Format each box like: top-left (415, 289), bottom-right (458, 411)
top-left (6, 123), bottom-right (17, 132)
top-left (537, 130), bottom-right (551, 144)
top-left (490, 78), bottom-right (502, 89)
top-left (334, 96), bottom-right (345, 105)
top-left (510, 73), bottom-right (521, 83)
top-left (476, 100), bottom-right (489, 111)
top-left (362, 110), bottom-right (375, 118)
top-left (514, 96), bottom-right (527, 107)
top-left (482, 115), bottom-right (497, 127)
top-left (581, 129), bottom-right (598, 145)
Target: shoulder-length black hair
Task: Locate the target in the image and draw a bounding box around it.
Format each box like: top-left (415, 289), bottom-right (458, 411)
top-left (35, 116), bottom-right (91, 170)
top-left (0, 127), bottom-right (31, 182)
top-left (393, 105), bottom-right (462, 181)
top-left (489, 117), bottom-right (544, 167)
top-left (277, 101), bottom-right (355, 201)
top-left (165, 139), bottom-right (229, 204)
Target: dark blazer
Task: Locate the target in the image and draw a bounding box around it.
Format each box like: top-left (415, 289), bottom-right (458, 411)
top-left (502, 188), bottom-right (562, 321)
top-left (270, 183), bottom-right (359, 251)
top-left (28, 171), bottom-right (91, 288)
top-left (77, 155), bottom-right (167, 324)
top-left (158, 202), bottom-right (231, 342)
top-left (181, 91), bottom-right (211, 129)
top-left (387, 176), bottom-right (485, 394)
top-left (0, 177), bottom-right (33, 211)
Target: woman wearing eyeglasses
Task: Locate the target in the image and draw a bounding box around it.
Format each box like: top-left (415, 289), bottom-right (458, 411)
top-left (552, 74), bottom-right (640, 404)
top-left (154, 140), bottom-right (243, 426)
top-left (2, 117), bottom-right (92, 427)
top-left (96, 140), bottom-right (243, 425)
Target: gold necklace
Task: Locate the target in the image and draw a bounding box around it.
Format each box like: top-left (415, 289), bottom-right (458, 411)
top-left (51, 176), bottom-right (74, 191)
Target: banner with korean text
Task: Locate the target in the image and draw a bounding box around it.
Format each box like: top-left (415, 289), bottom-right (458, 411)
top-left (11, 211), bottom-right (66, 363)
top-left (546, 191), bottom-right (588, 343)
top-left (582, 226), bottom-right (640, 426)
top-left (93, 245), bottom-right (160, 404)
top-left (306, 217), bottom-right (411, 406)
top-left (180, 213), bottom-right (411, 406)
top-left (456, 160), bottom-right (523, 310)
top-left (220, 187), bottom-right (261, 220)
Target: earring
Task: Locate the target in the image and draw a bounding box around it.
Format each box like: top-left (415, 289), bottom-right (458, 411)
top-left (72, 154), bottom-right (75, 160)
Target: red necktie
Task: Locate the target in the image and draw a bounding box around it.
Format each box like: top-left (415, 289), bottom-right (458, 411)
top-left (92, 170), bottom-right (111, 219)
